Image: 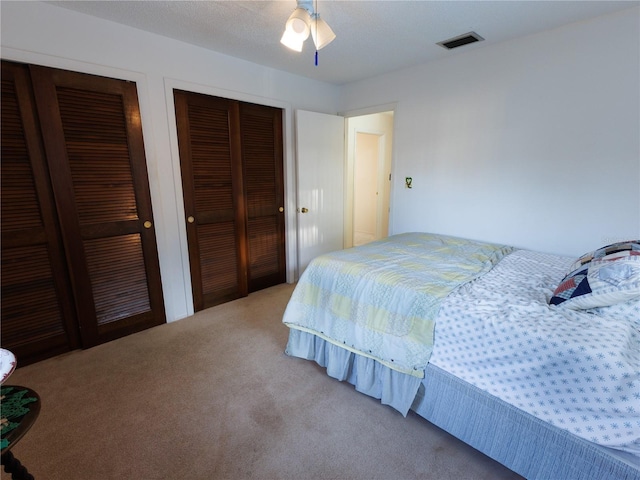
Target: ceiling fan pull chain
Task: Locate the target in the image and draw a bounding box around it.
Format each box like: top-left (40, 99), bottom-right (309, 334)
top-left (314, 0), bottom-right (318, 65)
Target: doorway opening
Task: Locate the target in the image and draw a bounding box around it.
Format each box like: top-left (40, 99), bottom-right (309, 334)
top-left (345, 111), bottom-right (394, 248)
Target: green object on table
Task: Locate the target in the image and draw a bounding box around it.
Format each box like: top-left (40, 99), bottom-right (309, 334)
top-left (1, 386), bottom-right (38, 450)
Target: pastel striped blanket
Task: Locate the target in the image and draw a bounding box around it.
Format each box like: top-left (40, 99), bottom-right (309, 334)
top-left (283, 232), bottom-right (513, 377)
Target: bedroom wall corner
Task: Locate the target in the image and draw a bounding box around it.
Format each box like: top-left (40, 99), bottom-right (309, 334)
top-left (339, 6), bottom-right (640, 257)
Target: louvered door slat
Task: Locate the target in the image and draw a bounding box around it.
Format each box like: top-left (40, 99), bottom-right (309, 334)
top-left (190, 104), bottom-right (234, 213)
top-left (2, 245), bottom-right (65, 343)
top-left (1, 79), bottom-right (44, 232)
top-left (57, 87), bottom-right (139, 225)
top-left (247, 217), bottom-right (280, 278)
top-left (84, 235), bottom-right (151, 326)
top-left (198, 223), bottom-right (239, 293)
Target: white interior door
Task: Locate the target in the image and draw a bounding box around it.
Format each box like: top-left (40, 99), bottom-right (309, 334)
top-left (295, 110), bottom-right (345, 275)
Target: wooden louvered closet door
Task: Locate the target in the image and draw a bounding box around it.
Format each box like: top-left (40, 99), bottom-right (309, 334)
top-left (174, 91), bottom-right (285, 312)
top-left (240, 103), bottom-right (286, 292)
top-left (1, 62), bottom-right (80, 365)
top-left (174, 91), bottom-right (247, 310)
top-left (0, 62), bottom-right (166, 359)
top-left (27, 65), bottom-right (166, 347)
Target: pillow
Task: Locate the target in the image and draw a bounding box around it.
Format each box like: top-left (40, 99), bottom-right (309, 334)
top-left (550, 240), bottom-right (640, 309)
top-left (565, 240), bottom-right (640, 275)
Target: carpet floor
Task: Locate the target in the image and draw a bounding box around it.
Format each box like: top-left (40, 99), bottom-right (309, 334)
top-left (2, 283), bottom-right (522, 480)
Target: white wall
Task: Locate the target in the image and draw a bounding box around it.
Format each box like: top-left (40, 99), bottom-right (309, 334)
top-left (1, 1), bottom-right (342, 322)
top-left (341, 7), bottom-right (640, 257)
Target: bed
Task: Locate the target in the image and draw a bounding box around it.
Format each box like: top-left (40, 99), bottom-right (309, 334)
top-left (282, 232), bottom-right (640, 480)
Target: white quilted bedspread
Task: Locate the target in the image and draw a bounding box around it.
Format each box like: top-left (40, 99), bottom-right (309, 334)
top-left (430, 249), bottom-right (640, 456)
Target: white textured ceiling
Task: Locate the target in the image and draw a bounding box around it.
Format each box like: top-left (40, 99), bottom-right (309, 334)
top-left (48, 1), bottom-right (638, 85)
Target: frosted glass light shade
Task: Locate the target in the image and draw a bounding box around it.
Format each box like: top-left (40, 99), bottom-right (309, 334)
top-left (280, 29), bottom-right (304, 52)
top-left (310, 14), bottom-right (336, 50)
top-left (285, 7), bottom-right (311, 39)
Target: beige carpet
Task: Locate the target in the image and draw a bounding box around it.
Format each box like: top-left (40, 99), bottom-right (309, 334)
top-left (2, 283), bottom-right (522, 480)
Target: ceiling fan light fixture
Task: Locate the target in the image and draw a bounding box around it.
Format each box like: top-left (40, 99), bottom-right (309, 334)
top-left (310, 14), bottom-right (336, 50)
top-left (281, 1), bottom-right (335, 56)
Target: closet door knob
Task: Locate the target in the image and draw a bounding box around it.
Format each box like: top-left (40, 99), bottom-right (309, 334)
top-left (300, 207), bottom-right (309, 213)
top-left (187, 216), bottom-right (195, 224)
top-left (143, 221), bottom-right (152, 229)
top-left (278, 207), bottom-right (284, 213)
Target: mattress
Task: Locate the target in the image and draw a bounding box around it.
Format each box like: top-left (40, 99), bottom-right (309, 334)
top-left (429, 249), bottom-right (640, 456)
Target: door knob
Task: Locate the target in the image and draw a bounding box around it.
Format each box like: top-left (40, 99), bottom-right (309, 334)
top-left (187, 216), bottom-right (195, 224)
top-left (278, 207), bottom-right (284, 213)
top-left (143, 221), bottom-right (152, 229)
top-left (300, 207), bottom-right (309, 213)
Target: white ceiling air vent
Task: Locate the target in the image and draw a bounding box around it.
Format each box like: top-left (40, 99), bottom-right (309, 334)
top-left (437, 32), bottom-right (484, 50)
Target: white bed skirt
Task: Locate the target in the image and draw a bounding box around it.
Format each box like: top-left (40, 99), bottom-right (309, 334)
top-left (285, 328), bottom-right (422, 416)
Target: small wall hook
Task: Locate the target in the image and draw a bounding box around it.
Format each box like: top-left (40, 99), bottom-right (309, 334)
top-left (405, 177), bottom-right (412, 189)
